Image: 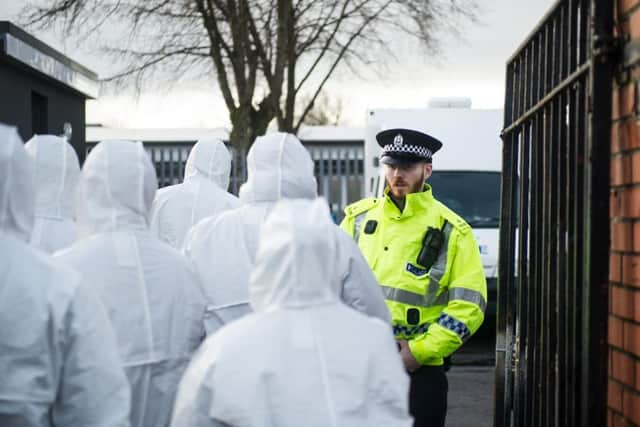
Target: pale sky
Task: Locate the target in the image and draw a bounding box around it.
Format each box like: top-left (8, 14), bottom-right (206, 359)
top-left (1, 0), bottom-right (556, 129)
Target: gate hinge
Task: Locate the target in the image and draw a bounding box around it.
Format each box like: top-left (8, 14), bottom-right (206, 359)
top-left (593, 34), bottom-right (626, 62)
top-left (510, 335), bottom-right (520, 374)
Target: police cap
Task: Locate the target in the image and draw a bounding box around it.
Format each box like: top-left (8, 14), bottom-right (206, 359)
top-left (377, 128), bottom-right (443, 165)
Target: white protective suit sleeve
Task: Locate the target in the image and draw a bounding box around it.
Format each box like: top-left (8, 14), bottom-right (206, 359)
top-left (55, 139), bottom-right (206, 427)
top-left (171, 198), bottom-right (412, 427)
top-left (0, 124), bottom-right (131, 427)
top-left (50, 278), bottom-right (132, 427)
top-left (24, 135), bottom-right (80, 253)
top-left (149, 139), bottom-right (239, 248)
top-left (334, 228), bottom-right (391, 323)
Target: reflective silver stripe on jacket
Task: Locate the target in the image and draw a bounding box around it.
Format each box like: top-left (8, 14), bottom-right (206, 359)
top-left (353, 212), bottom-right (367, 242)
top-left (447, 287), bottom-right (487, 312)
top-left (382, 285), bottom-right (486, 312)
top-left (381, 285), bottom-right (434, 307)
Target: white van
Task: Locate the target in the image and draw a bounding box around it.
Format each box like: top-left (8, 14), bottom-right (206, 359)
top-left (365, 103), bottom-right (503, 318)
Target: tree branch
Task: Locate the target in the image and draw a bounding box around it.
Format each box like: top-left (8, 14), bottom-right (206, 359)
top-left (294, 0), bottom-right (393, 131)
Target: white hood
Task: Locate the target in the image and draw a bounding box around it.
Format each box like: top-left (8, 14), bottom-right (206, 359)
top-left (249, 198), bottom-right (338, 312)
top-left (0, 124), bottom-right (34, 242)
top-left (24, 135), bottom-right (80, 220)
top-left (184, 138), bottom-right (231, 189)
top-left (239, 132), bottom-right (317, 203)
top-left (76, 140), bottom-right (157, 236)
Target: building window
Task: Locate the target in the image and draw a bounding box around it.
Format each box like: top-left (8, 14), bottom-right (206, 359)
top-left (31, 91), bottom-right (48, 135)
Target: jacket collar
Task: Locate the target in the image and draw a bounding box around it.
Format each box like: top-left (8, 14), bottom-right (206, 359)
top-left (383, 184), bottom-right (434, 219)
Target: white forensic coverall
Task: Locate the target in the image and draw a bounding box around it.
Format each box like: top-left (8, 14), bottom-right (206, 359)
top-left (150, 139), bottom-right (239, 248)
top-left (0, 125), bottom-right (131, 427)
top-left (24, 135), bottom-right (80, 253)
top-left (183, 132), bottom-right (389, 335)
top-left (54, 140), bottom-right (206, 427)
top-left (171, 198), bottom-right (412, 427)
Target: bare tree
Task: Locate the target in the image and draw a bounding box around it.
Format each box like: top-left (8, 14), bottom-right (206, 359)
top-left (298, 92), bottom-right (343, 126)
top-left (22, 0), bottom-right (478, 148)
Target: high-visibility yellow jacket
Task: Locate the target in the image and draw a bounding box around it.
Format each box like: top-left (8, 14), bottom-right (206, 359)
top-left (340, 185), bottom-right (487, 366)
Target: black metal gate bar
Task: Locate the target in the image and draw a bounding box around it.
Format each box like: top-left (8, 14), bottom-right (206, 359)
top-left (495, 1), bottom-right (613, 425)
top-left (516, 119), bottom-right (531, 427)
top-left (582, 0), bottom-right (614, 423)
top-left (494, 59), bottom-right (516, 427)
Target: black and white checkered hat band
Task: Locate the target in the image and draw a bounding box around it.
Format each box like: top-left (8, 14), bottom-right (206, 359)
top-left (383, 144), bottom-right (432, 159)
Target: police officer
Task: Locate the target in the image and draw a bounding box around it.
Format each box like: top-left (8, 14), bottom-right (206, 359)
top-left (340, 128), bottom-right (487, 427)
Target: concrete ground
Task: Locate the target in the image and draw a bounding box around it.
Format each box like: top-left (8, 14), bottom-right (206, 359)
top-left (446, 326), bottom-right (496, 427)
top-left (446, 365), bottom-right (495, 427)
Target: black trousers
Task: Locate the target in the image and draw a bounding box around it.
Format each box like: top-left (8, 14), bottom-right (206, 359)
top-left (409, 365), bottom-right (448, 427)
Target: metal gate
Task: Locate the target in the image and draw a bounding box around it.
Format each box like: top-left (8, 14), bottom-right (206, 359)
top-left (495, 1), bottom-right (614, 426)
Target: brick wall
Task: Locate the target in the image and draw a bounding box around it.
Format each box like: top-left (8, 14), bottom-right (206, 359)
top-left (609, 1), bottom-right (640, 426)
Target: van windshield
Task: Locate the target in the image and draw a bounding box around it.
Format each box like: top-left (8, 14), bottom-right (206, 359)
top-left (428, 171), bottom-right (501, 229)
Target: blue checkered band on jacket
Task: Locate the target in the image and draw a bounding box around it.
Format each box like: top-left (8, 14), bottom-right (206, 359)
top-left (437, 313), bottom-right (471, 341)
top-left (393, 322), bottom-right (430, 337)
top-left (383, 144), bottom-right (432, 159)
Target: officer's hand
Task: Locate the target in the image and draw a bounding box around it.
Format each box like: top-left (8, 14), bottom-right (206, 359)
top-left (397, 340), bottom-right (421, 373)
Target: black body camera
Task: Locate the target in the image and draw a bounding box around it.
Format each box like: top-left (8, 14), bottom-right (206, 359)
top-left (416, 220), bottom-right (448, 270)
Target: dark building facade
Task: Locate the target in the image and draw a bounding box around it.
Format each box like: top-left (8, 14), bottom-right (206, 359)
top-left (0, 21), bottom-right (98, 161)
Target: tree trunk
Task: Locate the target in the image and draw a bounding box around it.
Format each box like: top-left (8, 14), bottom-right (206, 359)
top-left (229, 107), bottom-right (255, 150)
top-left (228, 105), bottom-right (273, 150)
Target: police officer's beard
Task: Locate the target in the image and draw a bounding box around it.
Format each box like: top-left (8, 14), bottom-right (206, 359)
top-left (408, 169), bottom-right (426, 194)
